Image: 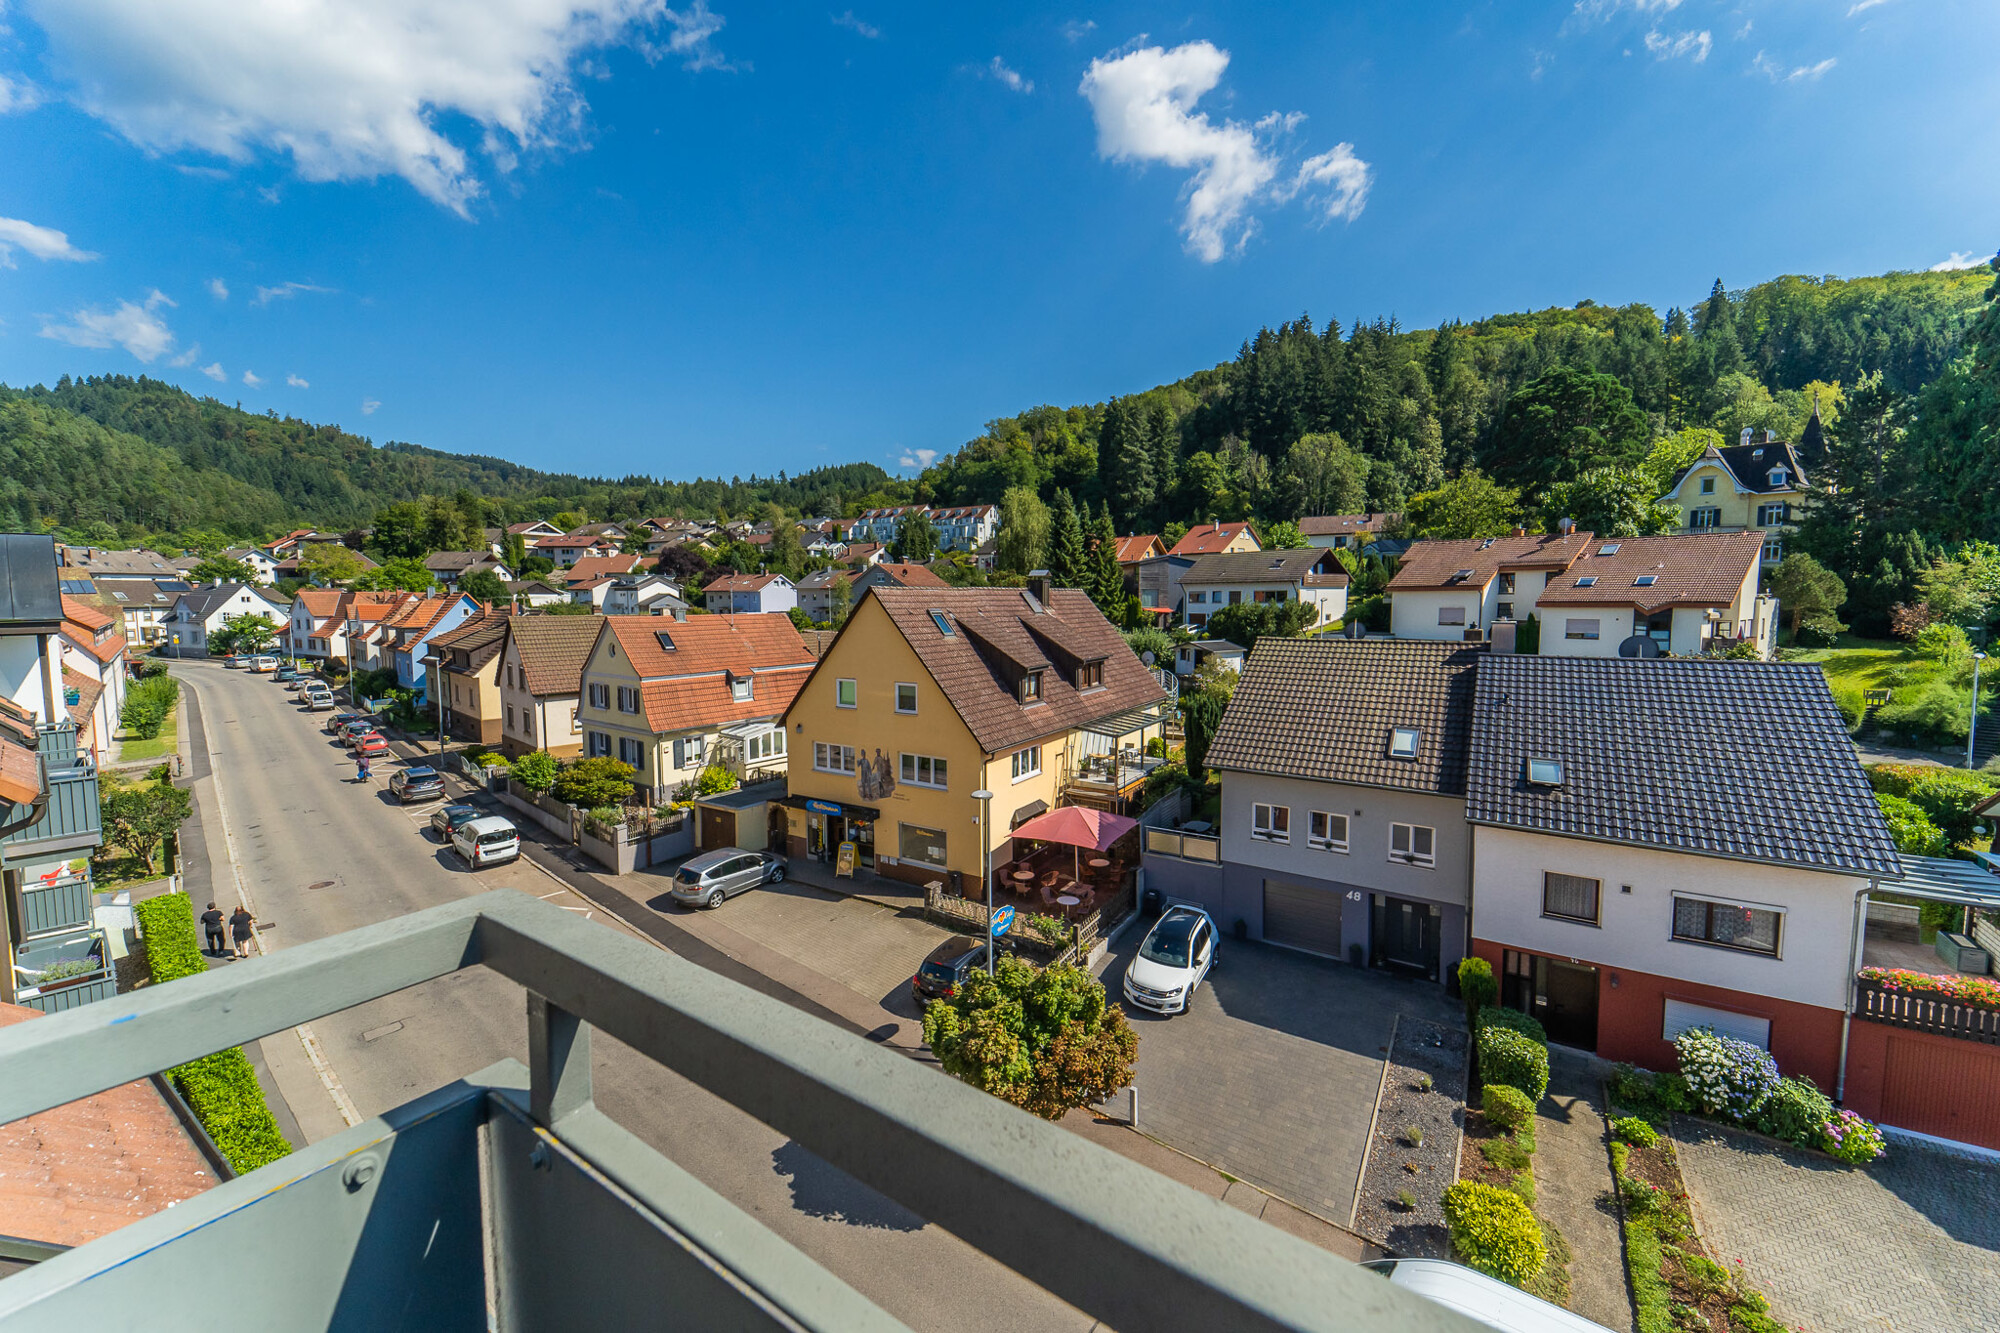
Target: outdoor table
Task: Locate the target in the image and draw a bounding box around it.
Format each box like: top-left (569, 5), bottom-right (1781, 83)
top-left (1087, 857), bottom-right (1110, 870)
top-left (1182, 820), bottom-right (1213, 834)
top-left (1011, 870), bottom-right (1036, 883)
top-left (1056, 894), bottom-right (1080, 907)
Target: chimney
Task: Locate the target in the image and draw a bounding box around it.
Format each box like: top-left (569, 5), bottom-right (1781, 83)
top-left (1512, 525), bottom-right (1526, 538)
top-left (1026, 570), bottom-right (1052, 603)
top-left (1488, 619), bottom-right (1518, 655)
top-left (1763, 429), bottom-right (1778, 444)
top-left (1557, 517), bottom-right (1576, 536)
top-left (1740, 427), bottom-right (1754, 447)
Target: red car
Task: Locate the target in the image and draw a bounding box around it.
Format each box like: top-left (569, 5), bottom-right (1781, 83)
top-left (353, 733), bottom-right (391, 758)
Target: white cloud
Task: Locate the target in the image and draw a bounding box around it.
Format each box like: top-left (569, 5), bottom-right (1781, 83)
top-left (0, 215), bottom-right (98, 266)
top-left (1062, 20), bottom-right (1097, 43)
top-left (253, 281), bottom-right (334, 307)
top-left (208, 277), bottom-right (228, 300)
top-left (1079, 39), bottom-right (1372, 262)
top-left (174, 163), bottom-right (231, 180)
top-left (1644, 29), bottom-right (1711, 62)
top-left (0, 73), bottom-right (44, 113)
top-left (242, 370), bottom-right (263, 387)
top-left (201, 361), bottom-right (226, 381)
top-left (39, 289), bottom-right (176, 362)
top-left (898, 448), bottom-right (938, 469)
top-left (1932, 251), bottom-right (1992, 272)
top-left (831, 10), bottom-right (878, 39)
top-left (1751, 51), bottom-right (1836, 82)
top-left (18, 0), bottom-right (730, 216)
top-left (286, 373), bottom-right (310, 388)
top-left (1571, 0), bottom-right (1681, 21)
top-left (985, 56), bottom-right (1033, 94)
top-left (1848, 0), bottom-right (1891, 14)
top-left (169, 341), bottom-right (200, 367)
top-left (362, 398), bottom-right (382, 415)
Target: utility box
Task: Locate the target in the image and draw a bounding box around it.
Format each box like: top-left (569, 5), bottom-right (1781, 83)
top-left (1936, 931), bottom-right (1990, 975)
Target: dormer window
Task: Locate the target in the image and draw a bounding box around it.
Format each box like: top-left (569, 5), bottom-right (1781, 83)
top-left (1525, 756), bottom-right (1564, 786)
top-left (1077, 661), bottom-right (1104, 691)
top-left (1021, 671), bottom-right (1044, 704)
top-left (1388, 726), bottom-right (1420, 759)
top-left (730, 673), bottom-right (752, 703)
top-left (1768, 467), bottom-right (1788, 486)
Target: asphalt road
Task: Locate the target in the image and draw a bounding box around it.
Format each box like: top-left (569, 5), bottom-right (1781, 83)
top-left (173, 660), bottom-right (1096, 1331)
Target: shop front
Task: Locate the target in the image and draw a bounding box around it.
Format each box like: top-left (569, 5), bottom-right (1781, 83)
top-left (790, 796), bottom-right (880, 873)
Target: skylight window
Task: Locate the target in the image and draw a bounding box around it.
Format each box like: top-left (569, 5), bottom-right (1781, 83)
top-left (929, 610), bottom-right (955, 636)
top-left (1597, 543), bottom-right (1621, 555)
top-left (654, 630), bottom-right (677, 651)
top-left (1576, 576), bottom-right (1597, 588)
top-left (1635, 574), bottom-right (1659, 587)
top-left (1388, 727), bottom-right (1421, 759)
top-left (1526, 757), bottom-right (1565, 786)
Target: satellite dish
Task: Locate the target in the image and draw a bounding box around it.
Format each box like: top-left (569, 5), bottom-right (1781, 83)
top-left (1141, 650), bottom-right (1156, 666)
top-left (1617, 635), bottom-right (1661, 659)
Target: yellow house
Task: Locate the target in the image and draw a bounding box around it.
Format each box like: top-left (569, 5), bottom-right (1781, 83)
top-left (1658, 426), bottom-right (1813, 565)
top-left (574, 613), bottom-right (812, 801)
top-left (428, 611), bottom-right (508, 746)
top-left (779, 582), bottom-right (1168, 890)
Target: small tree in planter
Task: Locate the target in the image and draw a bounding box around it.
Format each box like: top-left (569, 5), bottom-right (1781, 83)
top-left (552, 756), bottom-right (639, 808)
top-left (922, 956), bottom-right (1137, 1120)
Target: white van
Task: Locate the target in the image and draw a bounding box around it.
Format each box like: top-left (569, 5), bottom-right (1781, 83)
top-left (1361, 1259), bottom-right (1613, 1333)
top-left (451, 816), bottom-right (520, 869)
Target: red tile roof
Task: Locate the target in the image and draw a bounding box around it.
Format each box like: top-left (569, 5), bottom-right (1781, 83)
top-left (563, 554), bottom-right (644, 584)
top-left (0, 697), bottom-right (41, 804)
top-left (601, 614), bottom-right (814, 734)
top-left (1533, 532), bottom-right (1766, 612)
top-left (1114, 534), bottom-right (1164, 563)
top-left (1387, 532), bottom-right (1596, 591)
top-left (1167, 522), bottom-right (1258, 557)
top-left (704, 573), bottom-right (784, 593)
top-left (59, 596), bottom-right (115, 632)
top-left (0, 1003), bottom-right (218, 1248)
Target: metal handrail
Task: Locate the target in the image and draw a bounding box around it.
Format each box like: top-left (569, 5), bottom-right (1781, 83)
top-left (0, 890), bottom-right (1475, 1333)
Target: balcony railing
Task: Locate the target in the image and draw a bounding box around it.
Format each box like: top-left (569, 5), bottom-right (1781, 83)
top-left (20, 867), bottom-right (94, 937)
top-left (1, 757), bottom-right (99, 851)
top-left (11, 925), bottom-right (115, 1014)
top-left (0, 891), bottom-right (1478, 1332)
top-left (1854, 976), bottom-right (2000, 1046)
top-left (1144, 826), bottom-right (1221, 862)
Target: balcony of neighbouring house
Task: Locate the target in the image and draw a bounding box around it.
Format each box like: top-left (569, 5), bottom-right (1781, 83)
top-left (1, 727), bottom-right (99, 855)
top-left (10, 924), bottom-right (115, 1014)
top-left (0, 890), bottom-right (1476, 1332)
top-left (18, 862), bottom-right (95, 938)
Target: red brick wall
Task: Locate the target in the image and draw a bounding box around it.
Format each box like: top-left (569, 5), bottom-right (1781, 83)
top-left (1469, 939), bottom-right (1846, 1092)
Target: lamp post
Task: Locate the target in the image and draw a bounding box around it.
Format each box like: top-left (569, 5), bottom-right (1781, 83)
top-left (1968, 651), bottom-right (1988, 770)
top-left (973, 788), bottom-right (995, 974)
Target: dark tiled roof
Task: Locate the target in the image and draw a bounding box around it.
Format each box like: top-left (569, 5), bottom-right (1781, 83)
top-left (430, 610), bottom-right (510, 670)
top-left (1179, 548), bottom-right (1350, 587)
top-left (1206, 638), bottom-right (1482, 796)
top-left (1388, 532), bottom-right (1593, 592)
top-left (1466, 656), bottom-right (1898, 877)
top-left (172, 583), bottom-right (288, 621)
top-left (1667, 440), bottom-right (1810, 497)
top-left (856, 586), bottom-right (1166, 754)
top-left (1534, 532), bottom-right (1765, 613)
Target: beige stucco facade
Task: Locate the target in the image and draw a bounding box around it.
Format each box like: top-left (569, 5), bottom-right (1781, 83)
top-left (497, 638), bottom-right (582, 758)
top-left (1661, 459), bottom-right (1806, 563)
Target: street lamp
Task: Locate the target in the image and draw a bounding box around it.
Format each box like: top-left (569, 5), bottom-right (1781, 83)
top-left (1968, 652), bottom-right (1988, 770)
top-left (972, 788), bottom-right (995, 974)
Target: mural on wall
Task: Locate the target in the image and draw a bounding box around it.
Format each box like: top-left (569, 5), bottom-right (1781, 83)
top-left (857, 747), bottom-right (897, 802)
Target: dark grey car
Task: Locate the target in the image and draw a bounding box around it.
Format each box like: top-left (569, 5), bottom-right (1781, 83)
top-left (671, 848), bottom-right (786, 908)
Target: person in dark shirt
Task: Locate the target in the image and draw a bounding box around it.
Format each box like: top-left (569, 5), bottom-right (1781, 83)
top-left (200, 902), bottom-right (226, 956)
top-left (228, 905), bottom-right (255, 959)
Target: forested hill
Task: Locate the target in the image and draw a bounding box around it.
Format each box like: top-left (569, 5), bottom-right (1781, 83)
top-left (0, 375), bottom-right (894, 535)
top-left (917, 266), bottom-right (1994, 526)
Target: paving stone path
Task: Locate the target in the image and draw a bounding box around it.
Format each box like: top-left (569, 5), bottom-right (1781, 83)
top-left (1675, 1119), bottom-right (2000, 1333)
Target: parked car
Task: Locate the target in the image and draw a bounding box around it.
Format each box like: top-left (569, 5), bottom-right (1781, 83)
top-left (248, 656), bottom-right (279, 673)
top-left (327, 712), bottom-right (364, 734)
top-left (1361, 1259), bottom-right (1613, 1332)
top-left (451, 816), bottom-right (520, 868)
top-left (1121, 905), bottom-right (1216, 1015)
top-left (389, 766), bottom-right (445, 803)
top-left (353, 733), bottom-right (391, 759)
top-left (670, 848), bottom-right (786, 908)
top-left (911, 936), bottom-right (994, 1004)
top-left (222, 655), bottom-right (246, 668)
top-left (341, 720), bottom-right (379, 746)
top-left (304, 693), bottom-right (337, 712)
top-left (429, 802), bottom-right (484, 842)
top-left (274, 665), bottom-right (301, 683)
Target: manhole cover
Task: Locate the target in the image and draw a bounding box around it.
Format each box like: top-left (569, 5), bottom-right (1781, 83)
top-left (306, 880), bottom-right (337, 891)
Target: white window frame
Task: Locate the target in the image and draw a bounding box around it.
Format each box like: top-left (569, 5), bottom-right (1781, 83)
top-left (1307, 811), bottom-right (1348, 853)
top-left (1389, 822), bottom-right (1436, 869)
top-left (617, 736), bottom-right (647, 770)
top-left (1564, 618), bottom-right (1601, 641)
top-left (1251, 803), bottom-right (1290, 843)
top-left (1388, 726), bottom-right (1421, 759)
top-left (894, 682), bottom-right (918, 714)
top-left (588, 682), bottom-right (610, 709)
top-left (587, 730), bottom-right (611, 758)
top-left (899, 752), bottom-right (948, 789)
top-left (1437, 606), bottom-right (1466, 627)
top-left (1009, 745), bottom-right (1041, 781)
top-left (731, 675), bottom-right (753, 703)
top-left (745, 729), bottom-right (786, 762)
top-left (814, 742), bottom-right (857, 774)
top-left (835, 678), bottom-right (857, 709)
top-left (616, 685), bottom-right (641, 714)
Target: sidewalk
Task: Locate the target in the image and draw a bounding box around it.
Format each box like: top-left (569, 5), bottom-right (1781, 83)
top-left (1536, 1050), bottom-right (1635, 1332)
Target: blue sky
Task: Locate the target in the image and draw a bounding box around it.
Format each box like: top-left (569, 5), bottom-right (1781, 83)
top-left (0, 1), bottom-right (1993, 481)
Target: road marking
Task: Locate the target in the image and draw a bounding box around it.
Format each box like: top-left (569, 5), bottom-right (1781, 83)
top-left (193, 671), bottom-right (365, 1130)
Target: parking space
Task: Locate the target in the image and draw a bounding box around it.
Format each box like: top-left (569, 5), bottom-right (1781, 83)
top-left (1100, 927), bottom-right (1460, 1223)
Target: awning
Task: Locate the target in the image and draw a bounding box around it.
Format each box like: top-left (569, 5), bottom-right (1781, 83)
top-left (1887, 854), bottom-right (2000, 909)
top-left (1009, 805), bottom-right (1138, 852)
top-left (1081, 703), bottom-right (1168, 741)
top-left (719, 721), bottom-right (778, 741)
top-left (778, 794), bottom-right (880, 822)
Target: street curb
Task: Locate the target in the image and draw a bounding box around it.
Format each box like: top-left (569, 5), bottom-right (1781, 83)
top-left (1350, 1011), bottom-right (1399, 1235)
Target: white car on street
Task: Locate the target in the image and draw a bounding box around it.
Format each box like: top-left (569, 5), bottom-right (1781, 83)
top-left (1122, 905), bottom-right (1216, 1015)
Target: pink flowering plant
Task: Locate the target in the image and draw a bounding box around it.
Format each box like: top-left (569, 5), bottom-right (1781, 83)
top-left (1859, 967), bottom-right (2000, 1009)
top-left (1820, 1110), bottom-right (1886, 1165)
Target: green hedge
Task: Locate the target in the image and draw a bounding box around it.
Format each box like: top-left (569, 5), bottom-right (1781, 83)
top-left (1478, 1025), bottom-right (1550, 1106)
top-left (1478, 1004), bottom-right (1549, 1046)
top-left (133, 895), bottom-right (292, 1174)
top-left (1482, 1083), bottom-right (1535, 1132)
top-left (120, 674), bottom-right (181, 740)
top-left (1442, 1180), bottom-right (1546, 1285)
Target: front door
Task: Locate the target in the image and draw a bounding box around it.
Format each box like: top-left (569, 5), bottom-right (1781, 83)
top-left (1503, 950), bottom-right (1599, 1049)
top-left (1371, 896), bottom-right (1441, 980)
top-left (852, 819), bottom-right (875, 869)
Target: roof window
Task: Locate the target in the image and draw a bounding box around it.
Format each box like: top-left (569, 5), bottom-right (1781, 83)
top-left (654, 630), bottom-right (677, 651)
top-left (1576, 576), bottom-right (1597, 588)
top-left (929, 609), bottom-right (955, 636)
top-left (1597, 543), bottom-right (1621, 555)
top-left (1525, 756), bottom-right (1565, 786)
top-left (1388, 727), bottom-right (1421, 759)
top-left (1635, 574), bottom-right (1659, 587)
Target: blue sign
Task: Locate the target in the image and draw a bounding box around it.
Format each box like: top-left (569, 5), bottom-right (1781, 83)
top-left (805, 799), bottom-right (842, 816)
top-left (990, 905), bottom-right (1015, 938)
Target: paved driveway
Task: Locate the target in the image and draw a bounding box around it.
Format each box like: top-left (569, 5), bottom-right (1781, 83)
top-left (1677, 1120), bottom-right (2000, 1333)
top-left (1100, 931), bottom-right (1460, 1223)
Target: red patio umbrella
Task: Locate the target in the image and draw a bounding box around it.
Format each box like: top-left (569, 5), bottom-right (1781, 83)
top-left (1009, 806), bottom-right (1140, 884)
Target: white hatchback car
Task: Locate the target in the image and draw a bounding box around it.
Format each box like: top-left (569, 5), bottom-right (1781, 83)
top-left (1122, 905), bottom-right (1216, 1015)
top-left (451, 816), bottom-right (520, 869)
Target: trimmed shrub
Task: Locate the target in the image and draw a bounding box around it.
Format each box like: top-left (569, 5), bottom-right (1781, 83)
top-left (1611, 1116), bottom-right (1659, 1148)
top-left (1820, 1110), bottom-right (1887, 1164)
top-left (120, 674), bottom-right (181, 740)
top-left (1753, 1077), bottom-right (1836, 1148)
top-left (509, 749), bottom-right (559, 793)
top-left (1478, 1025), bottom-right (1550, 1106)
top-left (1876, 792), bottom-right (1948, 856)
top-left (1477, 1004), bottom-right (1548, 1046)
top-left (1458, 956), bottom-right (1497, 1025)
top-left (1793, 616), bottom-right (1839, 649)
top-left (133, 895), bottom-right (292, 1174)
top-left (1442, 1180), bottom-right (1546, 1285)
top-left (1674, 1027), bottom-right (1778, 1122)
top-left (1482, 1083), bottom-right (1535, 1132)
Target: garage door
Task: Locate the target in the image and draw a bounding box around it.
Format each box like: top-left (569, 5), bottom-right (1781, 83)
top-left (701, 808), bottom-right (736, 852)
top-left (1662, 999), bottom-right (1770, 1049)
top-left (1262, 879), bottom-right (1342, 958)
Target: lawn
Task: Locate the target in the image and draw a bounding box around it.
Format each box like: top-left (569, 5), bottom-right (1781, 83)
top-left (1784, 634), bottom-right (1993, 744)
top-left (92, 845), bottom-right (165, 893)
top-left (115, 701), bottom-right (180, 764)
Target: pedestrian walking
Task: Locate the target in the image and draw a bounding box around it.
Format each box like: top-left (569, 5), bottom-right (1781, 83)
top-left (228, 905), bottom-right (255, 959)
top-left (200, 902), bottom-right (225, 956)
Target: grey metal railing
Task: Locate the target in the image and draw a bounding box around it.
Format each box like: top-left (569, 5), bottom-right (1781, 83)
top-left (0, 759), bottom-right (99, 851)
top-left (0, 890), bottom-right (1477, 1332)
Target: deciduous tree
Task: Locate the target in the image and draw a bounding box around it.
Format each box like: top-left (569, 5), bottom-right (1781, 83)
top-left (920, 956), bottom-right (1137, 1121)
